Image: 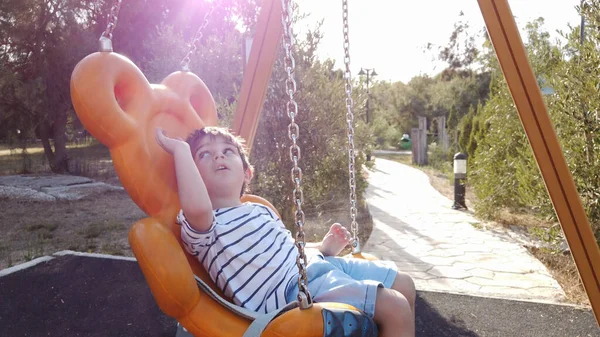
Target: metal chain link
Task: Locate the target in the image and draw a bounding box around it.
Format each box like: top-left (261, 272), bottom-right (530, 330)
top-left (99, 0), bottom-right (123, 51)
top-left (281, 0), bottom-right (312, 310)
top-left (342, 0), bottom-right (360, 254)
top-left (180, 2), bottom-right (216, 71)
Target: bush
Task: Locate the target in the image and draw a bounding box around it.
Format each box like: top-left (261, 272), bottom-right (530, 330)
top-left (468, 16), bottom-right (600, 244)
top-left (428, 142), bottom-right (453, 174)
top-left (249, 40), bottom-right (369, 231)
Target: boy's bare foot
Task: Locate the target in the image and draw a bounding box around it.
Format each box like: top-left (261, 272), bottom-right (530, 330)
top-left (319, 223), bottom-right (352, 256)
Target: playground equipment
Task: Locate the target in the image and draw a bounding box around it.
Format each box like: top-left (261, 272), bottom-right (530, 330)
top-left (71, 0), bottom-right (380, 336)
top-left (69, 0), bottom-right (600, 334)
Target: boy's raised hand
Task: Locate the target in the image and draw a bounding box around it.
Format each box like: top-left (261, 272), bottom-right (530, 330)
top-left (319, 223), bottom-right (352, 256)
top-left (155, 128), bottom-right (189, 155)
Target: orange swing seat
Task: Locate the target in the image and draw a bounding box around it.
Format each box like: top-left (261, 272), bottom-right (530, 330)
top-left (70, 51), bottom-right (377, 337)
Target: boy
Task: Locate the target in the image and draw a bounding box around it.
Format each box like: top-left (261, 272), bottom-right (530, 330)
top-left (155, 126), bottom-right (416, 337)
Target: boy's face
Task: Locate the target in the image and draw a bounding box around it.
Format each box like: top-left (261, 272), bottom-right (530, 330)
top-left (192, 135), bottom-right (250, 199)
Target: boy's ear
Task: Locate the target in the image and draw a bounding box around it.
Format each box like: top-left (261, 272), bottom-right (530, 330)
top-left (244, 167), bottom-right (253, 184)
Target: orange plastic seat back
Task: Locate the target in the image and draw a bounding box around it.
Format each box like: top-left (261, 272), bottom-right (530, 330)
top-left (71, 52), bottom-right (218, 228)
top-left (70, 51), bottom-right (282, 292)
top-left (71, 51), bottom-right (223, 283)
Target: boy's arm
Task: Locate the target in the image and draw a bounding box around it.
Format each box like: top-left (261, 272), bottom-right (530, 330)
top-left (156, 128), bottom-right (213, 232)
top-left (172, 146), bottom-right (213, 232)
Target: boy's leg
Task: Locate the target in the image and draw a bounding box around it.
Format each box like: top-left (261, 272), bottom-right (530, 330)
top-left (286, 256), bottom-right (415, 336)
top-left (323, 256), bottom-right (416, 336)
top-left (374, 287), bottom-right (414, 337)
top-left (391, 271), bottom-right (416, 316)
top-left (324, 256), bottom-right (416, 314)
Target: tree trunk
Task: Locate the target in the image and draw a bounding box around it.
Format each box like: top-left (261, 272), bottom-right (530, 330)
top-left (52, 111), bottom-right (69, 173)
top-left (38, 121), bottom-right (56, 169)
top-left (38, 115), bottom-right (69, 174)
top-left (585, 131), bottom-right (594, 164)
top-left (583, 112), bottom-right (595, 164)
top-left (19, 132), bottom-right (31, 174)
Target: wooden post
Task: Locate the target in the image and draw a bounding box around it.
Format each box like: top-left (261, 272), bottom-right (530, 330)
top-left (231, 0), bottom-right (282, 152)
top-left (418, 115), bottom-right (426, 130)
top-left (411, 116), bottom-right (428, 165)
top-left (420, 128), bottom-right (428, 165)
top-left (420, 116), bottom-right (428, 165)
top-left (438, 116), bottom-right (449, 151)
top-left (411, 128), bottom-right (419, 165)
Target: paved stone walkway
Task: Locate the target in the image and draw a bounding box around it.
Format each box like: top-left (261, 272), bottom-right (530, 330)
top-left (363, 158), bottom-right (566, 303)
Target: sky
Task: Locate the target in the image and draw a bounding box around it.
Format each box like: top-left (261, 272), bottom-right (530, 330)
top-left (295, 0), bottom-right (583, 83)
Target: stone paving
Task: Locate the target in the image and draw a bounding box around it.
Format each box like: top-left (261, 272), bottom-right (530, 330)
top-left (362, 158), bottom-right (567, 303)
top-left (0, 174), bottom-right (122, 201)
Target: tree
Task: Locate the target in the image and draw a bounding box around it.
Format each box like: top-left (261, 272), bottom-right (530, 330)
top-left (250, 26), bottom-right (369, 229)
top-left (0, 0), bottom-right (252, 173)
top-left (458, 105), bottom-right (474, 154)
top-left (420, 12), bottom-right (492, 154)
top-left (369, 81), bottom-right (411, 148)
top-left (402, 75), bottom-right (436, 119)
top-left (544, 0), bottom-right (600, 238)
top-left (367, 12), bottom-right (492, 153)
top-left (0, 0), bottom-right (97, 173)
top-left (447, 106), bottom-right (459, 148)
top-left (436, 11), bottom-right (480, 80)
top-left (469, 17), bottom-right (562, 219)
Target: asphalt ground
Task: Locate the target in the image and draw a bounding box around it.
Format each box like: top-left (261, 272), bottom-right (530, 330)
top-left (1, 254), bottom-right (597, 337)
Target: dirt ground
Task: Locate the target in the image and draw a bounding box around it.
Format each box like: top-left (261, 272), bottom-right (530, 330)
top-left (0, 180), bottom-right (373, 270)
top-left (0, 142), bottom-right (376, 269)
top-left (0, 188), bottom-right (144, 269)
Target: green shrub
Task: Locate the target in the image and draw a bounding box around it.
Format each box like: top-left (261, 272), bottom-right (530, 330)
top-left (250, 40), bottom-right (369, 230)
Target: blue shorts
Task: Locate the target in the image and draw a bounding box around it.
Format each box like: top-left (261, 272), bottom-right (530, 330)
top-left (285, 254), bottom-right (397, 318)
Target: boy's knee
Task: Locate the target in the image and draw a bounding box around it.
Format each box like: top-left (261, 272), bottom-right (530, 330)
top-left (392, 272), bottom-right (416, 300)
top-left (374, 288), bottom-right (412, 323)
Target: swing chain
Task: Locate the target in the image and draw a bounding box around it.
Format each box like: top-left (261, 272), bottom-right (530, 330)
top-left (181, 2), bottom-right (216, 71)
top-left (281, 0), bottom-right (312, 310)
top-left (99, 0), bottom-right (123, 52)
top-left (342, 0), bottom-right (360, 254)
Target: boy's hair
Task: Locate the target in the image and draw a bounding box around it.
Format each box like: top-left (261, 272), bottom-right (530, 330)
top-left (186, 126), bottom-right (253, 197)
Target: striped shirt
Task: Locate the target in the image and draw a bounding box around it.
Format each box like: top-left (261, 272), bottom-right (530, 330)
top-left (178, 202), bottom-right (299, 313)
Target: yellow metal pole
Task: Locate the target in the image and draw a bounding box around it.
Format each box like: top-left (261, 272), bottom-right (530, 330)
top-left (477, 0), bottom-right (600, 323)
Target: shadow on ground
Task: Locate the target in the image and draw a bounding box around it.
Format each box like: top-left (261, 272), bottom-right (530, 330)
top-left (1, 254), bottom-right (597, 337)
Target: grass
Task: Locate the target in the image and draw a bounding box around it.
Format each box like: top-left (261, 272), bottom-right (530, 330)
top-left (80, 223), bottom-right (103, 239)
top-left (0, 191), bottom-right (144, 269)
top-left (101, 243), bottom-right (126, 256)
top-left (377, 151), bottom-right (590, 307)
top-left (27, 223), bottom-right (59, 232)
top-left (0, 140), bottom-right (114, 178)
top-left (1, 187), bottom-right (373, 269)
